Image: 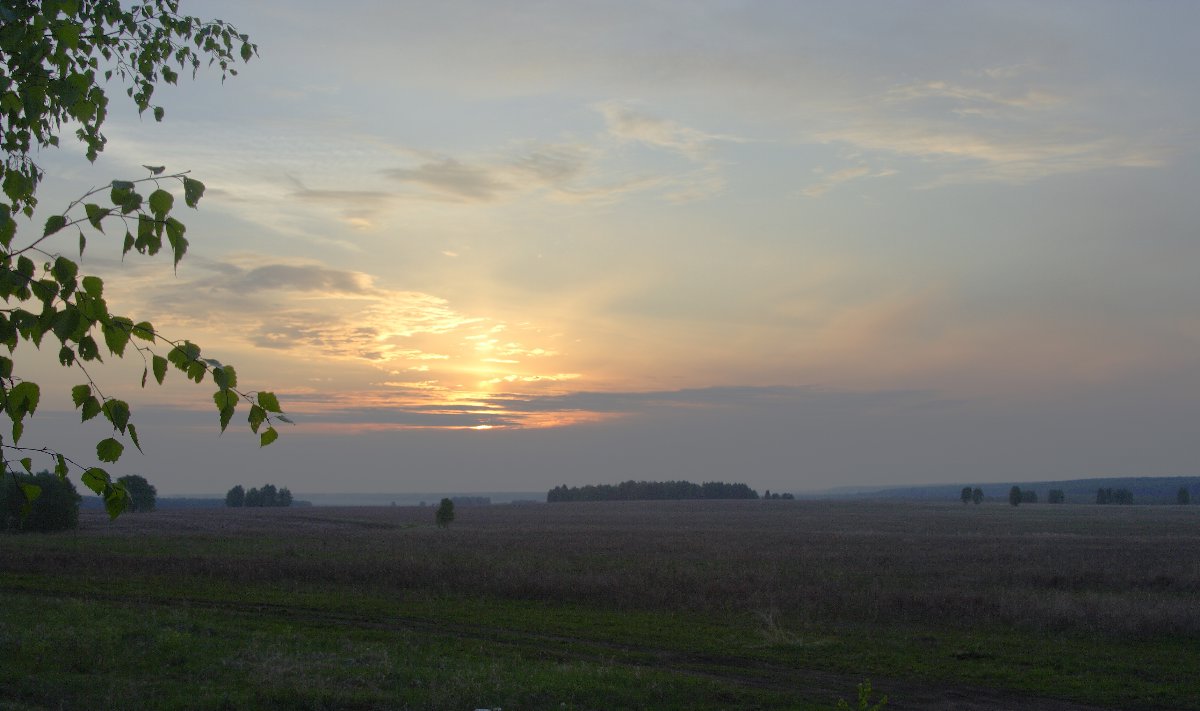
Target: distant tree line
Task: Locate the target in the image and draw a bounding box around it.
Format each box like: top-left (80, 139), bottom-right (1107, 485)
top-left (1096, 487), bottom-right (1133, 505)
top-left (547, 480), bottom-right (759, 502)
top-left (959, 487), bottom-right (984, 504)
top-left (762, 490), bottom-right (795, 500)
top-left (225, 484), bottom-right (293, 507)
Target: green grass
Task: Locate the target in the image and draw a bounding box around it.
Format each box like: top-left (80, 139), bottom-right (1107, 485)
top-left (1, 500), bottom-right (1197, 709)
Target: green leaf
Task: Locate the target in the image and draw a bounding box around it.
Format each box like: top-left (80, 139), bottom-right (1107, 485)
top-left (81, 396), bottom-right (102, 422)
top-left (44, 214), bottom-right (67, 237)
top-left (11, 420), bottom-right (22, 444)
top-left (149, 188), bottom-right (173, 217)
top-left (153, 106), bottom-right (165, 122)
top-left (18, 482), bottom-right (41, 504)
top-left (168, 341), bottom-right (201, 371)
top-left (81, 275), bottom-right (103, 296)
top-left (8, 381), bottom-right (40, 418)
top-left (97, 437), bottom-right (124, 463)
top-left (165, 217), bottom-right (187, 268)
top-left (187, 360), bottom-right (206, 383)
top-left (110, 180), bottom-right (135, 205)
top-left (256, 391), bottom-right (282, 413)
top-left (52, 256), bottom-right (78, 287)
top-left (152, 354), bottom-right (168, 384)
top-left (247, 404), bottom-right (266, 434)
top-left (0, 204), bottom-right (15, 247)
top-left (101, 399), bottom-right (130, 433)
top-left (78, 335), bottom-right (101, 361)
top-left (182, 177), bottom-right (205, 207)
top-left (79, 230), bottom-right (86, 257)
top-left (213, 364), bottom-right (237, 390)
top-left (53, 21), bottom-right (82, 50)
top-left (132, 321), bottom-right (156, 342)
top-left (102, 317), bottom-right (132, 356)
top-left (213, 389), bottom-right (236, 411)
top-left (84, 203), bottom-right (107, 232)
top-left (260, 426), bottom-right (279, 447)
top-left (129, 423), bottom-right (142, 453)
top-left (19, 457), bottom-right (32, 473)
top-left (122, 231), bottom-right (134, 257)
top-left (54, 453), bottom-right (68, 478)
top-left (71, 384), bottom-right (91, 407)
top-left (82, 467), bottom-right (109, 495)
top-left (103, 484), bottom-right (128, 519)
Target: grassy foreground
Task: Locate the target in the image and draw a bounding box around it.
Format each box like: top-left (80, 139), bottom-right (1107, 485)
top-left (0, 500), bottom-right (1197, 709)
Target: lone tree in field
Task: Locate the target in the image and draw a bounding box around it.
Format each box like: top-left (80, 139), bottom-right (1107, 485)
top-left (960, 486), bottom-right (972, 504)
top-left (971, 487), bottom-right (983, 504)
top-left (1008, 486), bottom-right (1022, 507)
top-left (0, 1), bottom-right (288, 518)
top-left (116, 474), bottom-right (156, 512)
top-left (1177, 487), bottom-right (1190, 505)
top-left (435, 498), bottom-right (454, 528)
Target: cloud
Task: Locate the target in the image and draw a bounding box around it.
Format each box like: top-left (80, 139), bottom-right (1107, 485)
top-left (384, 157), bottom-right (511, 201)
top-left (807, 67), bottom-right (1167, 185)
top-left (596, 102), bottom-right (726, 160)
top-left (801, 164), bottom-right (896, 198)
top-left (816, 121), bottom-right (1164, 185)
top-left (216, 264), bottom-right (375, 294)
top-left (885, 80), bottom-right (1061, 112)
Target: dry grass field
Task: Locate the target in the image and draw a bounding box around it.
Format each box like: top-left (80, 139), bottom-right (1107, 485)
top-left (1, 499), bottom-right (1197, 709)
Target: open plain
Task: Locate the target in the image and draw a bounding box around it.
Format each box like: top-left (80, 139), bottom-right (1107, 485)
top-left (1, 499), bottom-right (1197, 709)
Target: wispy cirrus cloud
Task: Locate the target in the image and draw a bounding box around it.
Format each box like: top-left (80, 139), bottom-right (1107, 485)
top-left (808, 65), bottom-right (1167, 186)
top-left (801, 164), bottom-right (897, 198)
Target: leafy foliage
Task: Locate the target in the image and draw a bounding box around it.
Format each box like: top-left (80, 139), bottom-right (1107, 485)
top-left (0, 469), bottom-right (79, 531)
top-left (0, 2), bottom-right (286, 518)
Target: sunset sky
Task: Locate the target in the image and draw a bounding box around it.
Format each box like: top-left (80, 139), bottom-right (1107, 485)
top-left (23, 1), bottom-right (1200, 495)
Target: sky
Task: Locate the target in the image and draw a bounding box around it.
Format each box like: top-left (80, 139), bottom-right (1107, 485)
top-left (18, 1), bottom-right (1200, 495)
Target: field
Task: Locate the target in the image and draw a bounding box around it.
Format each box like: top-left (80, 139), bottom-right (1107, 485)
top-left (1, 500), bottom-right (1197, 710)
